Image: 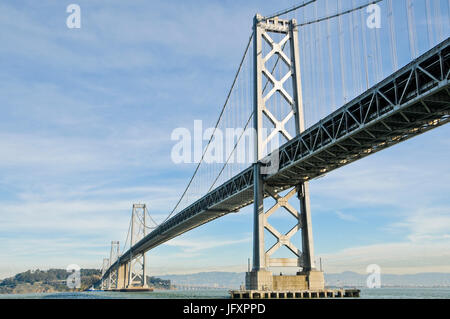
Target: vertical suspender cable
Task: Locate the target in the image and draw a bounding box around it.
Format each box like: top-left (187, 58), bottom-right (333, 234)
top-left (313, 3), bottom-right (319, 122)
top-left (316, 2), bottom-right (326, 121)
top-left (311, 13), bottom-right (318, 124)
top-left (448, 0), bottom-right (450, 36)
top-left (375, 8), bottom-right (383, 82)
top-left (387, 0), bottom-right (398, 72)
top-left (406, 0), bottom-right (418, 59)
top-left (325, 0), bottom-right (336, 111)
top-left (301, 9), bottom-right (309, 126)
top-left (352, 0), bottom-right (363, 95)
top-left (360, 3), bottom-right (369, 89)
top-left (434, 0), bottom-right (443, 43)
top-left (338, 0), bottom-right (347, 103)
top-left (304, 17), bottom-right (310, 127)
top-left (369, 3), bottom-right (379, 82)
top-left (425, 0), bottom-right (434, 47)
top-left (348, 0), bottom-right (357, 100)
top-left (314, 2), bottom-right (320, 123)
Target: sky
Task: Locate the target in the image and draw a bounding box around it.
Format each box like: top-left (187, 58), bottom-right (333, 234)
top-left (0, 0), bottom-right (449, 279)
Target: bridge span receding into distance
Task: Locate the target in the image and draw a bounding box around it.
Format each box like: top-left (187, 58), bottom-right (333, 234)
top-left (101, 36), bottom-right (450, 284)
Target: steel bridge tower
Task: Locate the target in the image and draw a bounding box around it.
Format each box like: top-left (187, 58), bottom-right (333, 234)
top-left (125, 204), bottom-right (148, 288)
top-left (246, 14), bottom-right (324, 291)
top-left (103, 205), bottom-right (150, 290)
top-left (100, 258), bottom-right (109, 290)
top-left (107, 241), bottom-right (120, 289)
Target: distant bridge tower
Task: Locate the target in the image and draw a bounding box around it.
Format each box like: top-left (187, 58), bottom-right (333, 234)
top-left (246, 14), bottom-right (324, 291)
top-left (100, 258), bottom-right (109, 290)
top-left (124, 204), bottom-right (148, 288)
top-left (105, 204), bottom-right (151, 290)
top-left (108, 241), bottom-right (120, 289)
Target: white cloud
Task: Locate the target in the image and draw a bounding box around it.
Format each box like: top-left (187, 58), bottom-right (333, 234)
top-left (165, 236), bottom-right (251, 253)
top-left (388, 206), bottom-right (450, 242)
top-left (0, 184), bottom-right (185, 234)
top-left (320, 240), bottom-right (450, 274)
top-left (0, 132), bottom-right (172, 174)
top-left (335, 211), bottom-right (358, 222)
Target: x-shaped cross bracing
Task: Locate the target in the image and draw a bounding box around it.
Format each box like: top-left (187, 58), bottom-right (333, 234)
top-left (260, 31), bottom-right (296, 149)
top-left (264, 187), bottom-right (304, 267)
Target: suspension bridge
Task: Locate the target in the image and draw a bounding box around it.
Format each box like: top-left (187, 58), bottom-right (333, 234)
top-left (97, 0), bottom-right (450, 296)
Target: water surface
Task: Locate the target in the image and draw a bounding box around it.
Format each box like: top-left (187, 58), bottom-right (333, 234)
top-left (1, 288), bottom-right (449, 299)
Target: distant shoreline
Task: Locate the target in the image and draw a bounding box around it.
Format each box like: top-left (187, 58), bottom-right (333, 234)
top-left (0, 268), bottom-right (170, 295)
top-left (2, 269), bottom-right (450, 294)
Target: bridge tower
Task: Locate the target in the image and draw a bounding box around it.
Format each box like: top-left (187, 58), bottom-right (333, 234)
top-left (246, 14), bottom-right (324, 291)
top-left (123, 204), bottom-right (148, 288)
top-left (100, 258), bottom-right (109, 290)
top-left (107, 241), bottom-right (120, 290)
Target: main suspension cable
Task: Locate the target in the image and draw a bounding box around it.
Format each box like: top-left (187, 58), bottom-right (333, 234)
top-left (160, 33), bottom-right (254, 224)
top-left (265, 0), bottom-right (317, 20)
top-left (296, 0), bottom-right (383, 27)
top-left (207, 112), bottom-right (254, 193)
top-left (120, 217), bottom-right (132, 256)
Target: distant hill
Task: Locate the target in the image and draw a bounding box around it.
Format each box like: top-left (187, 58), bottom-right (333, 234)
top-left (159, 271), bottom-right (450, 289)
top-left (0, 269), bottom-right (101, 294)
top-left (0, 269), bottom-right (171, 294)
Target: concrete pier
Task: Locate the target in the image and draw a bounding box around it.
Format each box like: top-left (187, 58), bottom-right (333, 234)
top-left (229, 289), bottom-right (360, 299)
top-left (237, 270), bottom-right (360, 299)
top-left (245, 271), bottom-right (326, 291)
top-left (108, 287), bottom-right (154, 292)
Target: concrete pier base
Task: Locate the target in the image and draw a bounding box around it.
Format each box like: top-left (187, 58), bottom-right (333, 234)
top-left (245, 270), bottom-right (273, 291)
top-left (302, 270), bottom-right (325, 290)
top-left (238, 270), bottom-right (348, 299)
top-left (245, 270), bottom-right (325, 291)
top-left (229, 288), bottom-right (360, 299)
top-left (109, 287), bottom-right (154, 292)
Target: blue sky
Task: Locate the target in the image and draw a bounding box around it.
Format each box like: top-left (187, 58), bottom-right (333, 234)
top-left (0, 0), bottom-right (449, 279)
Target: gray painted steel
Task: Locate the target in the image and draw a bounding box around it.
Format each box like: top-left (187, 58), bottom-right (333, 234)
top-left (251, 15), bottom-right (314, 272)
top-left (102, 37), bottom-right (450, 281)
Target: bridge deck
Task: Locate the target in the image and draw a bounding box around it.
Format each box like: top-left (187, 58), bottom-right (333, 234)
top-left (103, 38), bottom-right (450, 279)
